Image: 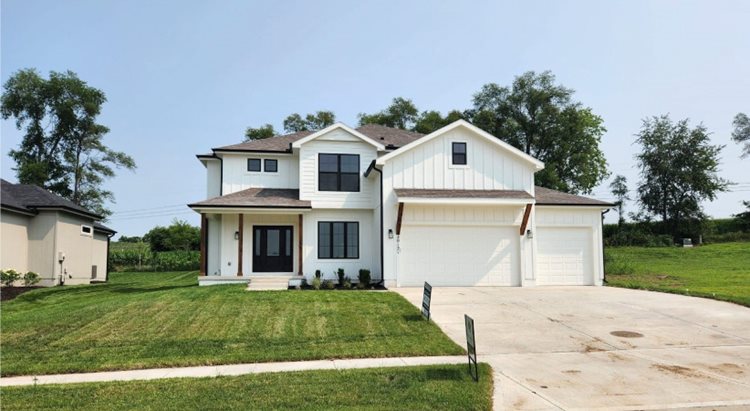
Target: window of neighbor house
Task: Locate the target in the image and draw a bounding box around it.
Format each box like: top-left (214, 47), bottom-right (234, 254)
top-left (318, 222), bottom-right (359, 259)
top-left (81, 225), bottom-right (93, 236)
top-left (452, 142), bottom-right (467, 165)
top-left (318, 154), bottom-right (360, 192)
top-left (264, 159), bottom-right (278, 172)
top-left (247, 158), bottom-right (261, 172)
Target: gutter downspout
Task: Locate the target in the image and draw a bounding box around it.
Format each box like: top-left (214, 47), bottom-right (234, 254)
top-left (370, 165), bottom-right (385, 286)
top-left (601, 209), bottom-right (610, 284)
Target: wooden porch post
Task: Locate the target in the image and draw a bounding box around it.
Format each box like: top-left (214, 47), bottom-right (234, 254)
top-left (396, 202), bottom-right (405, 235)
top-left (199, 214), bottom-right (207, 276)
top-left (519, 204), bottom-right (532, 235)
top-left (298, 214), bottom-right (303, 275)
top-left (237, 214), bottom-right (244, 276)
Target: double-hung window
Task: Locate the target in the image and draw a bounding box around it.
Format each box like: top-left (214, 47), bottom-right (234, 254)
top-left (318, 222), bottom-right (359, 259)
top-left (452, 142), bottom-right (467, 165)
top-left (319, 154), bottom-right (360, 192)
top-left (247, 158), bottom-right (261, 172)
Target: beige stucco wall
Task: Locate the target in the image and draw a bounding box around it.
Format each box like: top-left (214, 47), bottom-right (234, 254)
top-left (92, 232), bottom-right (109, 281)
top-left (1, 210), bottom-right (30, 274)
top-left (56, 213), bottom-right (96, 285)
top-left (27, 211), bottom-right (58, 283)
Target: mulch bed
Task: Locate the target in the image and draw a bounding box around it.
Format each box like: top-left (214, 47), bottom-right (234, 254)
top-left (0, 287), bottom-right (41, 302)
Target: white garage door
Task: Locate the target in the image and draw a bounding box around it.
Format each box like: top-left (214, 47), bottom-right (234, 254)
top-left (536, 227), bottom-right (593, 285)
top-left (397, 225), bottom-right (520, 286)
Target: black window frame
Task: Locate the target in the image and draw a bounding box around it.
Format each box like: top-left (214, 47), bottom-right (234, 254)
top-left (317, 221), bottom-right (359, 259)
top-left (247, 158), bottom-right (261, 172)
top-left (452, 142), bottom-right (467, 165)
top-left (264, 159), bottom-right (278, 173)
top-left (318, 153), bottom-right (360, 192)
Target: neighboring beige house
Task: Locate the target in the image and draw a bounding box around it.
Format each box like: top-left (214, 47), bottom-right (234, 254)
top-left (189, 120), bottom-right (613, 287)
top-left (1, 179), bottom-right (116, 286)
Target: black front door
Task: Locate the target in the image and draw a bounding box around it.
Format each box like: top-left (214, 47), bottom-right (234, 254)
top-left (253, 226), bottom-right (293, 272)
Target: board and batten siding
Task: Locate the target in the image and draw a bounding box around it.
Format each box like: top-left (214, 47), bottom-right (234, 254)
top-left (206, 160), bottom-right (221, 198)
top-left (298, 129), bottom-right (378, 208)
top-left (221, 153), bottom-right (299, 194)
top-left (387, 127), bottom-right (535, 192)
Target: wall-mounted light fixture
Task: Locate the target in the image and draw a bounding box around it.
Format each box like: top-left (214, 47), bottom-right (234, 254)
top-left (234, 231), bottom-right (240, 240)
top-left (526, 229), bottom-right (533, 239)
top-left (388, 229), bottom-right (394, 239)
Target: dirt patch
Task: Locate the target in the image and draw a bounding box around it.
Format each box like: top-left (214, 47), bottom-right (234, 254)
top-left (583, 344), bottom-right (605, 353)
top-left (610, 330), bottom-right (644, 338)
top-left (708, 363), bottom-right (744, 375)
top-left (563, 369), bottom-right (581, 374)
top-left (607, 352), bottom-right (629, 362)
top-left (0, 287), bottom-right (41, 302)
top-left (652, 364), bottom-right (705, 378)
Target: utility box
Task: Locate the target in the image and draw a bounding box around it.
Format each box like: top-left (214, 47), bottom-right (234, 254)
top-left (682, 238), bottom-right (693, 248)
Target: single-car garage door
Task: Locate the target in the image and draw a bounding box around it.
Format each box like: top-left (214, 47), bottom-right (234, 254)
top-left (397, 225), bottom-right (520, 286)
top-left (536, 227), bottom-right (593, 285)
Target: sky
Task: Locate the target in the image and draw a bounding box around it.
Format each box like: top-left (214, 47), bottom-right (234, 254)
top-left (2, 0), bottom-right (749, 237)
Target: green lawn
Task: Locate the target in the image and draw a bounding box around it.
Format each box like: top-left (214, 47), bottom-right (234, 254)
top-left (605, 242), bottom-right (750, 307)
top-left (1, 364), bottom-right (493, 411)
top-left (1, 272), bottom-right (463, 376)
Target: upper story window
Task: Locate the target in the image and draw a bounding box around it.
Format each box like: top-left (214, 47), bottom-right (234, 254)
top-left (247, 158), bottom-right (261, 172)
top-left (452, 142), bottom-right (467, 165)
top-left (264, 159), bottom-right (278, 173)
top-left (81, 225), bottom-right (93, 236)
top-left (318, 154), bottom-right (360, 192)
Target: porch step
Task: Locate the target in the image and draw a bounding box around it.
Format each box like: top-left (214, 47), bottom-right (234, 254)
top-left (198, 276), bottom-right (250, 287)
top-left (246, 276), bottom-right (297, 291)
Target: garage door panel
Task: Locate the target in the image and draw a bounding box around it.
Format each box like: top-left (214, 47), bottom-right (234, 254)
top-left (398, 225), bottom-right (519, 286)
top-left (536, 227), bottom-right (593, 285)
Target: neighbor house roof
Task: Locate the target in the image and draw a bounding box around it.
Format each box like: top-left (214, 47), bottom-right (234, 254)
top-left (534, 186), bottom-right (614, 206)
top-left (1, 179), bottom-right (103, 219)
top-left (188, 188), bottom-right (311, 209)
top-left (211, 124), bottom-right (424, 153)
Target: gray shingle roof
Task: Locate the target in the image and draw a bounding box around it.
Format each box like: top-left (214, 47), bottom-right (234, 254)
top-left (395, 188), bottom-right (534, 200)
top-left (212, 125), bottom-right (425, 153)
top-left (188, 188), bottom-right (311, 209)
top-left (534, 186), bottom-right (614, 206)
top-left (1, 179), bottom-right (102, 218)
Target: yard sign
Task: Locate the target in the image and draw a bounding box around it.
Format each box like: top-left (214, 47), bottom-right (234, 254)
top-left (421, 282), bottom-right (432, 320)
top-left (465, 314), bottom-right (478, 382)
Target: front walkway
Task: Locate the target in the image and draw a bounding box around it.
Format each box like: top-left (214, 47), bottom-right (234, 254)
top-left (395, 286), bottom-right (750, 411)
top-left (0, 356), bottom-right (465, 387)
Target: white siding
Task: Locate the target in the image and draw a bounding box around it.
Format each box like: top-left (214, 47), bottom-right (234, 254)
top-left (207, 214), bottom-right (222, 275)
top-left (387, 127), bottom-right (535, 192)
top-left (298, 129), bottom-right (378, 208)
top-left (221, 153), bottom-right (299, 194)
top-left (302, 209), bottom-right (377, 281)
top-left (206, 160), bottom-right (221, 198)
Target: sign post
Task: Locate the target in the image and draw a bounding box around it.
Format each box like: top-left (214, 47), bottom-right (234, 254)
top-left (464, 314), bottom-right (478, 382)
top-left (421, 282), bottom-right (432, 320)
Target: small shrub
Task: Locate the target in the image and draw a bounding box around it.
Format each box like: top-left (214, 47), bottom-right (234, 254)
top-left (322, 279), bottom-right (335, 290)
top-left (1, 269), bottom-right (21, 287)
top-left (314, 269), bottom-right (322, 279)
top-left (22, 271), bottom-right (40, 286)
top-left (311, 277), bottom-right (322, 290)
top-left (342, 276), bottom-right (352, 289)
top-left (357, 269), bottom-right (371, 289)
top-left (336, 268), bottom-right (345, 285)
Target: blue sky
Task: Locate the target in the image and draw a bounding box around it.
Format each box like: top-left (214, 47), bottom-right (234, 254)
top-left (2, 0), bottom-right (749, 237)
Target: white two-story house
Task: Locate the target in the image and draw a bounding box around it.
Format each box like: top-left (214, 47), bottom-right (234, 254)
top-left (189, 120), bottom-right (612, 287)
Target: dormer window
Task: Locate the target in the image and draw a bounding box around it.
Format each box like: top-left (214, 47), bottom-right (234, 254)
top-left (319, 153), bottom-right (360, 192)
top-left (247, 158), bottom-right (261, 172)
top-left (452, 142), bottom-right (467, 165)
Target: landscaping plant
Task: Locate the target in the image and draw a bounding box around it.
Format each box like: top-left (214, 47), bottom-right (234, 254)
top-left (22, 271), bottom-right (40, 286)
top-left (357, 269), bottom-right (371, 289)
top-left (1, 269), bottom-right (21, 287)
top-left (336, 268), bottom-right (345, 285)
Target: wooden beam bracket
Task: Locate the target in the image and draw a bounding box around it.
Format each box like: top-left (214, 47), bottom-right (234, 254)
top-left (519, 204), bottom-right (532, 236)
top-left (396, 202), bottom-right (404, 235)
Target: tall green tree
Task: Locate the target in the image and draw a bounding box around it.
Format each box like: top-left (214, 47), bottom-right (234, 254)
top-left (468, 71), bottom-right (608, 194)
top-left (358, 97), bottom-right (419, 129)
top-left (635, 115), bottom-right (728, 236)
top-left (732, 112), bottom-right (750, 158)
top-left (143, 219), bottom-right (200, 252)
top-left (283, 110), bottom-right (336, 133)
top-left (244, 124), bottom-right (276, 141)
top-left (414, 110), bottom-right (464, 134)
top-left (1, 69), bottom-right (135, 217)
top-left (609, 174), bottom-right (630, 226)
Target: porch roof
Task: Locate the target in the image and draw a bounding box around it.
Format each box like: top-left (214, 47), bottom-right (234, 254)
top-left (188, 188), bottom-right (311, 209)
top-left (394, 188), bottom-right (534, 205)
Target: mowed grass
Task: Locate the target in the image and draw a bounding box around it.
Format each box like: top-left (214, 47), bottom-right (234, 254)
top-left (1, 272), bottom-right (463, 376)
top-left (605, 242), bottom-right (750, 307)
top-left (1, 364), bottom-right (493, 411)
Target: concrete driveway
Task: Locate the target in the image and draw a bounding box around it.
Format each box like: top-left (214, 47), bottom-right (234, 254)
top-left (394, 286), bottom-right (750, 411)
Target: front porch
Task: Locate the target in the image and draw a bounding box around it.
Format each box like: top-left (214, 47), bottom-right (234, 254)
top-left (188, 188), bottom-right (312, 284)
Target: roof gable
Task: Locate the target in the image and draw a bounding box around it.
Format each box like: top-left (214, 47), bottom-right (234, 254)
top-left (291, 123), bottom-right (385, 150)
top-left (376, 120), bottom-right (544, 170)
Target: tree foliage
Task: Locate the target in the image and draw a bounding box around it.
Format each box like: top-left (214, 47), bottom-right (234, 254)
top-left (283, 111), bottom-right (335, 133)
top-left (244, 124), bottom-right (276, 141)
top-left (467, 71), bottom-right (608, 194)
top-left (735, 201), bottom-right (750, 232)
top-left (143, 219), bottom-right (200, 252)
top-left (1, 69), bottom-right (135, 217)
top-left (732, 112), bottom-right (750, 158)
top-left (635, 115), bottom-right (728, 237)
top-left (609, 174), bottom-right (630, 226)
top-left (358, 97), bottom-right (419, 130)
